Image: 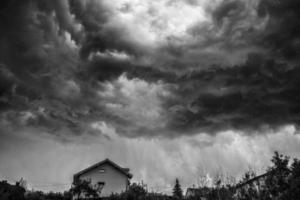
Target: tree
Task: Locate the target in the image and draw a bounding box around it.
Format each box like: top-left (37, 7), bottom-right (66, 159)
top-left (71, 179), bottom-right (98, 199)
top-left (236, 170), bottom-right (258, 200)
top-left (237, 151), bottom-right (296, 200)
top-left (0, 180), bottom-right (26, 200)
top-left (172, 178), bottom-right (183, 200)
top-left (264, 151), bottom-right (290, 199)
top-left (286, 158), bottom-right (300, 200)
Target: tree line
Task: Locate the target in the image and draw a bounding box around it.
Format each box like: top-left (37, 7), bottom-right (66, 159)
top-left (1, 151), bottom-right (300, 200)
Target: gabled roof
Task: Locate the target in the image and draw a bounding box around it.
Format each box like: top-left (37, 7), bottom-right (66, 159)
top-left (235, 167), bottom-right (292, 189)
top-left (235, 172), bottom-right (269, 189)
top-left (74, 158), bottom-right (133, 179)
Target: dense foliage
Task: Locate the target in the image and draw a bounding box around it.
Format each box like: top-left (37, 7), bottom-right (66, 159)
top-left (71, 179), bottom-right (99, 199)
top-left (0, 181), bottom-right (25, 200)
top-left (236, 151), bottom-right (300, 200)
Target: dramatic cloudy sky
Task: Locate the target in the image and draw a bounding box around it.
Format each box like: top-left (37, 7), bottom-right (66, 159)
top-left (1, 0), bottom-right (300, 193)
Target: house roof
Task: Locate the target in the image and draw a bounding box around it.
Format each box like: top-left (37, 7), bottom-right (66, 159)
top-left (73, 158), bottom-right (133, 179)
top-left (235, 172), bottom-right (269, 189)
top-left (235, 167), bottom-right (292, 189)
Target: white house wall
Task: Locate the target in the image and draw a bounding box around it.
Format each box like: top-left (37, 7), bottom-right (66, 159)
top-left (78, 163), bottom-right (129, 197)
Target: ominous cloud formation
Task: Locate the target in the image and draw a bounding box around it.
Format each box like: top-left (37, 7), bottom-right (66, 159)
top-left (2, 0), bottom-right (300, 193)
top-left (257, 0), bottom-right (300, 59)
top-left (0, 0), bottom-right (300, 139)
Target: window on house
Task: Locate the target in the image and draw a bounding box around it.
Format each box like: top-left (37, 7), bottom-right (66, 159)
top-left (99, 168), bottom-right (105, 173)
top-left (98, 182), bottom-right (105, 186)
top-left (96, 182), bottom-right (105, 193)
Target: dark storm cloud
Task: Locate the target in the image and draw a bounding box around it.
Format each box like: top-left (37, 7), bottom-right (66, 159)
top-left (69, 0), bottom-right (148, 60)
top-left (150, 0), bottom-right (300, 135)
top-left (212, 0), bottom-right (244, 24)
top-left (166, 54), bottom-right (300, 134)
top-left (0, 0), bottom-right (162, 139)
top-left (257, 0), bottom-right (300, 59)
top-left (0, 0), bottom-right (102, 139)
top-left (1, 0), bottom-right (300, 139)
top-left (152, 0), bottom-right (266, 72)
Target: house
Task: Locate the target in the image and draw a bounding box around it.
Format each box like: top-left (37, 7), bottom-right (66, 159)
top-left (73, 158), bottom-right (132, 198)
top-left (234, 172), bottom-right (269, 200)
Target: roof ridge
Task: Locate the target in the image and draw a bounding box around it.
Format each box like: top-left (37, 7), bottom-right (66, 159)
top-left (73, 159), bottom-right (133, 179)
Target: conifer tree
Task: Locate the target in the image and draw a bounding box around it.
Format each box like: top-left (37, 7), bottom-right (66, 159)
top-left (172, 178), bottom-right (183, 199)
